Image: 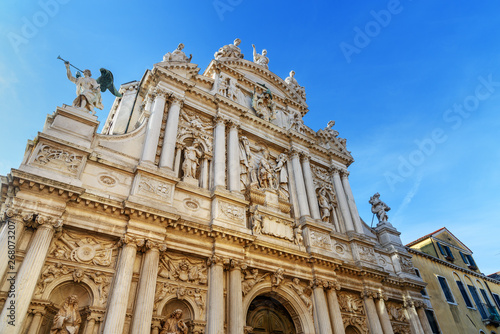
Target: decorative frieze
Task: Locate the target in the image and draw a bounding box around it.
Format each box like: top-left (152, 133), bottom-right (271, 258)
top-left (158, 253), bottom-right (208, 285)
top-left (310, 231), bottom-right (332, 250)
top-left (33, 144), bottom-right (83, 176)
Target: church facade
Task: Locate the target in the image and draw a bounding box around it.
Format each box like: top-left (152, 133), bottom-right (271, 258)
top-left (0, 39), bottom-right (432, 334)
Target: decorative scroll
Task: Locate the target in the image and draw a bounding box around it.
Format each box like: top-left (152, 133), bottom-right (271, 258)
top-left (34, 144), bottom-right (83, 175)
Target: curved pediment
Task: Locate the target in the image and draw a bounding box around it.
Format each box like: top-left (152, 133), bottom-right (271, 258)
top-left (203, 59), bottom-right (308, 114)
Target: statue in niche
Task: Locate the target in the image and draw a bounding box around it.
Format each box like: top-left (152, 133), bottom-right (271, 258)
top-left (214, 74), bottom-right (229, 97)
top-left (242, 268), bottom-right (268, 295)
top-left (284, 70), bottom-right (306, 100)
top-left (274, 153), bottom-right (289, 200)
top-left (271, 268), bottom-right (285, 287)
top-left (163, 43), bottom-right (192, 63)
top-left (317, 187), bottom-right (332, 223)
top-left (160, 309), bottom-right (188, 334)
top-left (182, 140), bottom-right (203, 179)
top-left (64, 62), bottom-right (103, 113)
top-left (214, 38), bottom-right (244, 60)
top-left (227, 78), bottom-right (246, 104)
top-left (50, 295), bottom-right (81, 334)
top-left (288, 108), bottom-right (305, 133)
top-left (239, 136), bottom-right (258, 189)
top-left (252, 44), bottom-right (269, 69)
top-left (369, 192), bottom-right (391, 223)
top-left (252, 86), bottom-right (276, 122)
top-left (287, 278), bottom-right (313, 313)
top-left (294, 224), bottom-right (304, 246)
top-left (251, 208), bottom-right (263, 235)
top-left (258, 150), bottom-right (276, 189)
top-left (193, 288), bottom-right (205, 315)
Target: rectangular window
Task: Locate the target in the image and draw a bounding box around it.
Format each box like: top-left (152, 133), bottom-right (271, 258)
top-left (443, 245), bottom-right (454, 259)
top-left (459, 251), bottom-right (468, 264)
top-left (436, 242), bottom-right (445, 255)
top-left (466, 255), bottom-right (476, 267)
top-left (480, 289), bottom-right (493, 307)
top-left (437, 276), bottom-right (455, 303)
top-left (414, 269), bottom-right (428, 296)
top-left (493, 293), bottom-right (500, 309)
top-left (425, 309), bottom-right (441, 334)
top-left (456, 280), bottom-right (474, 308)
top-left (468, 285), bottom-right (488, 319)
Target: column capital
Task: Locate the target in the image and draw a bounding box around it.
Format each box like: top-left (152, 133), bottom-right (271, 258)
top-left (299, 153), bottom-right (310, 162)
top-left (326, 279), bottom-right (341, 291)
top-left (289, 148), bottom-right (303, 160)
top-left (329, 166), bottom-right (341, 175)
top-left (153, 87), bottom-right (170, 98)
top-left (361, 289), bottom-right (378, 299)
top-left (144, 240), bottom-right (168, 253)
top-left (213, 114), bottom-right (228, 127)
top-left (340, 170), bottom-right (350, 178)
top-left (377, 290), bottom-right (389, 301)
top-left (227, 259), bottom-right (245, 270)
top-left (207, 254), bottom-right (226, 267)
top-left (227, 119), bottom-right (240, 130)
top-left (3, 206), bottom-right (33, 223)
top-left (310, 278), bottom-right (328, 289)
top-left (119, 234), bottom-right (145, 248)
top-left (36, 214), bottom-right (63, 230)
top-left (168, 94), bottom-right (184, 106)
top-left (413, 300), bottom-right (425, 309)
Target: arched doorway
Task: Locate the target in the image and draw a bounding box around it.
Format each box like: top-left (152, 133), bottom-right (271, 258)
top-left (345, 325), bottom-right (361, 334)
top-left (246, 295), bottom-right (296, 334)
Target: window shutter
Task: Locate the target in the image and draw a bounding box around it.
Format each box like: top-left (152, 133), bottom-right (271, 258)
top-left (436, 242), bottom-right (445, 255)
top-left (444, 245), bottom-right (454, 259)
top-left (438, 276), bottom-right (454, 303)
top-left (459, 251), bottom-right (468, 264)
top-left (456, 280), bottom-right (473, 308)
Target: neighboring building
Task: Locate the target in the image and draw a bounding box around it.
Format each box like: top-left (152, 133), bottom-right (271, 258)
top-left (407, 227), bottom-right (500, 334)
top-left (0, 40), bottom-right (433, 334)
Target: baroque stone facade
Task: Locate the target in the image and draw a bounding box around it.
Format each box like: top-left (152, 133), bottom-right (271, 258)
top-left (0, 40), bottom-right (432, 334)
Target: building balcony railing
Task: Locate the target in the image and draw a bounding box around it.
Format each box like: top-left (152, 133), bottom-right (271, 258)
top-left (478, 303), bottom-right (500, 327)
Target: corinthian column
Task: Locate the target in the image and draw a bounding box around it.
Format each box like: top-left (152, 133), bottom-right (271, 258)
top-left (326, 281), bottom-right (345, 334)
top-left (363, 290), bottom-right (384, 334)
top-left (331, 168), bottom-right (354, 231)
top-left (228, 260), bottom-right (243, 334)
top-left (206, 256), bottom-right (225, 334)
top-left (102, 235), bottom-right (141, 334)
top-left (340, 171), bottom-right (364, 234)
top-left (311, 279), bottom-right (333, 334)
top-left (415, 302), bottom-right (433, 334)
top-left (227, 121), bottom-right (240, 192)
top-left (406, 301), bottom-right (425, 334)
top-left (301, 155), bottom-right (321, 220)
top-left (290, 150), bottom-right (310, 218)
top-left (0, 215), bottom-right (62, 334)
top-left (212, 116), bottom-right (226, 189)
top-left (141, 89), bottom-right (168, 163)
top-left (159, 96), bottom-right (184, 169)
top-left (375, 293), bottom-right (394, 334)
top-left (130, 241), bottom-right (166, 334)
top-left (0, 209), bottom-right (29, 284)
top-left (27, 305), bottom-right (48, 334)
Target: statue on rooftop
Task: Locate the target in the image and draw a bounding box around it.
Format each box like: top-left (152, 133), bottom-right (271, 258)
top-left (64, 61), bottom-right (103, 114)
top-left (285, 70), bottom-right (306, 100)
top-left (214, 38), bottom-right (244, 60)
top-left (369, 192), bottom-right (391, 223)
top-left (252, 44), bottom-right (269, 69)
top-left (163, 43), bottom-right (192, 63)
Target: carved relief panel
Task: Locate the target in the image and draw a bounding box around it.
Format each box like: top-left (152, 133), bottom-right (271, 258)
top-left (337, 291), bottom-right (369, 334)
top-left (29, 143), bottom-right (85, 178)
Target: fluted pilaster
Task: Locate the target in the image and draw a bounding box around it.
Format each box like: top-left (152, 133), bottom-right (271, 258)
top-left (213, 116), bottom-right (226, 189)
top-left (362, 290), bottom-right (384, 334)
top-left (130, 240), bottom-right (166, 334)
top-left (415, 302), bottom-right (433, 334)
top-left (375, 293), bottom-right (394, 334)
top-left (326, 280), bottom-right (345, 334)
top-left (0, 208), bottom-right (30, 284)
top-left (102, 235), bottom-right (142, 334)
top-left (311, 279), bottom-right (333, 334)
top-left (206, 255), bottom-right (225, 334)
top-left (301, 155), bottom-right (321, 220)
top-left (227, 121), bottom-right (240, 192)
top-left (290, 150), bottom-right (310, 217)
top-left (141, 88), bottom-right (168, 163)
top-left (0, 215), bottom-right (62, 334)
top-left (228, 260), bottom-right (243, 334)
top-left (341, 171), bottom-right (364, 234)
top-left (331, 168), bottom-right (354, 231)
top-left (159, 96), bottom-right (184, 169)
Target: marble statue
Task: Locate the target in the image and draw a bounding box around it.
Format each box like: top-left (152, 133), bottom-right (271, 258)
top-left (274, 153), bottom-right (289, 200)
top-left (271, 268), bottom-right (284, 287)
top-left (251, 208), bottom-right (263, 235)
top-left (64, 62), bottom-right (103, 114)
top-left (289, 108), bottom-right (305, 133)
top-left (258, 151), bottom-right (275, 189)
top-left (214, 75), bottom-right (228, 96)
top-left (182, 141), bottom-right (202, 179)
top-left (284, 70), bottom-right (306, 99)
top-left (214, 38), bottom-right (244, 60)
top-left (242, 269), bottom-right (267, 295)
top-left (369, 192), bottom-right (391, 223)
top-left (287, 278), bottom-right (313, 313)
top-left (252, 88), bottom-right (276, 122)
top-left (325, 120), bottom-right (339, 137)
top-left (163, 43), bottom-right (192, 63)
top-left (50, 295), bottom-right (81, 334)
top-left (317, 187), bottom-right (332, 223)
top-left (227, 78), bottom-right (246, 104)
top-left (294, 224), bottom-right (303, 246)
top-left (160, 309), bottom-right (188, 334)
top-left (252, 44), bottom-right (269, 69)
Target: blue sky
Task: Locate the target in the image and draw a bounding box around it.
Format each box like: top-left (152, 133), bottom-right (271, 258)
top-left (0, 1), bottom-right (499, 274)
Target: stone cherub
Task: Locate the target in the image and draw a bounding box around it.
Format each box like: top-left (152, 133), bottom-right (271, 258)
top-left (50, 295), bottom-right (81, 334)
top-left (369, 192), bottom-right (391, 223)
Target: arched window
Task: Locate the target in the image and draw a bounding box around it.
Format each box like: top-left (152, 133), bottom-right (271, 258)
top-left (453, 272), bottom-right (473, 308)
